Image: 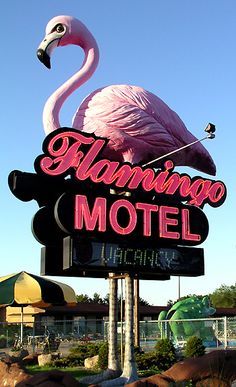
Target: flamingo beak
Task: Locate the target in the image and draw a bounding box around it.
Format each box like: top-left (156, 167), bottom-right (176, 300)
top-left (37, 48), bottom-right (51, 69)
top-left (37, 36), bottom-right (60, 69)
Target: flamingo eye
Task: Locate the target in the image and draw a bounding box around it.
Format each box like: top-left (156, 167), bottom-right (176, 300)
top-left (53, 24), bottom-right (65, 34)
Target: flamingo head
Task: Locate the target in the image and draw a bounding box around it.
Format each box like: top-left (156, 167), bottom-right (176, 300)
top-left (37, 15), bottom-right (95, 69)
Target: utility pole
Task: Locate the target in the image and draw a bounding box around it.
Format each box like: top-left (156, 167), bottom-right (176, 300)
top-left (134, 279), bottom-right (140, 347)
top-left (178, 276), bottom-right (181, 300)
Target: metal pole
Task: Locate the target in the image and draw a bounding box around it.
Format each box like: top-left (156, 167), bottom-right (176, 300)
top-left (142, 132), bottom-right (215, 168)
top-left (20, 306), bottom-right (24, 344)
top-left (178, 276), bottom-right (181, 300)
top-left (32, 320), bottom-right (35, 353)
top-left (120, 278), bottom-right (124, 369)
top-left (224, 316), bottom-right (227, 349)
top-left (134, 279), bottom-right (140, 347)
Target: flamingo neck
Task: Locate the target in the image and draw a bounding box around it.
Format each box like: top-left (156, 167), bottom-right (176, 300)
top-left (43, 39), bottom-right (99, 134)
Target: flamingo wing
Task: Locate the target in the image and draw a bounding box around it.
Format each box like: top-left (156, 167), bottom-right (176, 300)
top-left (72, 84), bottom-right (216, 175)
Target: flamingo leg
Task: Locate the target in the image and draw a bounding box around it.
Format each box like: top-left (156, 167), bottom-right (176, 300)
top-left (100, 274), bottom-right (139, 386)
top-left (79, 276), bottom-right (121, 385)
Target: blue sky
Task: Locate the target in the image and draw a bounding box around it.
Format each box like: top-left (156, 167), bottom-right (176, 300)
top-left (1, 0), bottom-right (235, 305)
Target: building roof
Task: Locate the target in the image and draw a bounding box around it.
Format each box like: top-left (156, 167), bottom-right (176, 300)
top-left (42, 303), bottom-right (236, 318)
top-left (43, 303), bottom-right (168, 316)
top-left (213, 308), bottom-right (236, 317)
top-left (44, 302), bottom-right (108, 315)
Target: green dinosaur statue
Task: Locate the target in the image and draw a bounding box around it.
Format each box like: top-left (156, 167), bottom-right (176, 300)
top-left (158, 296), bottom-right (216, 343)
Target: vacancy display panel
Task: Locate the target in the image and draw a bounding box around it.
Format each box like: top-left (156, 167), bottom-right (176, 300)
top-left (61, 236), bottom-right (204, 279)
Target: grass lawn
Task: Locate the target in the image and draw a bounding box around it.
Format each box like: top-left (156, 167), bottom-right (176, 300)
top-left (26, 365), bottom-right (159, 382)
top-left (27, 365), bottom-right (100, 381)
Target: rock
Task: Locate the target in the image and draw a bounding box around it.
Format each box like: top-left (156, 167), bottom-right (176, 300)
top-left (16, 369), bottom-right (80, 386)
top-left (127, 350), bottom-right (236, 386)
top-left (22, 353), bottom-right (39, 366)
top-left (163, 349), bottom-right (236, 383)
top-left (0, 358), bottom-right (31, 387)
top-left (84, 355), bottom-right (99, 369)
top-left (125, 374), bottom-right (173, 386)
top-left (0, 352), bottom-right (11, 362)
top-left (9, 348), bottom-right (29, 362)
top-left (196, 378), bottom-right (229, 386)
top-left (38, 353), bottom-right (52, 366)
top-left (37, 352), bottom-right (60, 367)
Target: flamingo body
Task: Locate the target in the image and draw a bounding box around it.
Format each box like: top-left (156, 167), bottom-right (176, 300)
top-left (38, 15), bottom-right (216, 175)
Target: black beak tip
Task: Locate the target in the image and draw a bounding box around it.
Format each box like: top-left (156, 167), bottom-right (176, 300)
top-left (37, 49), bottom-right (51, 69)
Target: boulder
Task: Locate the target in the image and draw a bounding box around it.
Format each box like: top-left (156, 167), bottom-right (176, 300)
top-left (37, 352), bottom-right (60, 366)
top-left (124, 374), bottom-right (173, 386)
top-left (21, 353), bottom-right (39, 366)
top-left (9, 349), bottom-right (29, 362)
top-left (38, 353), bottom-right (53, 366)
top-left (84, 355), bottom-right (99, 369)
top-left (16, 369), bottom-right (80, 386)
top-left (0, 358), bottom-right (31, 387)
top-left (127, 350), bottom-right (236, 386)
top-left (163, 349), bottom-right (236, 383)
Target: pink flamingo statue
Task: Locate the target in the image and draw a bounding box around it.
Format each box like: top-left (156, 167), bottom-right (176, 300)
top-left (37, 15), bottom-right (216, 386)
top-left (37, 15), bottom-right (216, 176)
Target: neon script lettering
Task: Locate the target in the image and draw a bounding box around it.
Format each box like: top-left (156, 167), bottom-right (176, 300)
top-left (36, 128), bottom-right (226, 208)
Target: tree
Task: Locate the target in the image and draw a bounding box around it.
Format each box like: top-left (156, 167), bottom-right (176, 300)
top-left (76, 293), bottom-right (150, 305)
top-left (92, 293), bottom-right (104, 304)
top-left (139, 297), bottom-right (150, 306)
top-left (76, 294), bottom-right (92, 303)
top-left (102, 294), bottom-right (110, 305)
top-left (210, 284), bottom-right (236, 308)
top-left (76, 293), bottom-right (106, 304)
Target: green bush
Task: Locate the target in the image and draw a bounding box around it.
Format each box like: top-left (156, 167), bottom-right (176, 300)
top-left (184, 336), bottom-right (205, 358)
top-left (154, 338), bottom-right (177, 370)
top-left (135, 351), bottom-right (158, 370)
top-left (51, 355), bottom-right (81, 368)
top-left (0, 335), bottom-right (7, 348)
top-left (51, 342), bottom-right (104, 368)
top-left (97, 341), bottom-right (109, 369)
top-left (135, 339), bottom-right (177, 373)
top-left (50, 341), bottom-right (111, 370)
top-left (50, 339), bottom-right (177, 372)
top-left (69, 343), bottom-right (101, 358)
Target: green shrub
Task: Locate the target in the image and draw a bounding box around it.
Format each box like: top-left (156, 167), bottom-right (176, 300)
top-left (69, 343), bottom-right (101, 358)
top-left (135, 351), bottom-right (158, 370)
top-left (51, 342), bottom-right (104, 368)
top-left (154, 338), bottom-right (177, 370)
top-left (50, 341), bottom-right (115, 370)
top-left (135, 339), bottom-right (176, 373)
top-left (97, 341), bottom-right (109, 369)
top-left (51, 356), bottom-right (79, 368)
top-left (0, 335), bottom-right (7, 348)
top-left (184, 336), bottom-right (205, 358)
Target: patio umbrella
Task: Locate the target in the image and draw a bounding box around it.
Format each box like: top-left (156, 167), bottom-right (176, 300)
top-left (0, 271), bottom-right (77, 342)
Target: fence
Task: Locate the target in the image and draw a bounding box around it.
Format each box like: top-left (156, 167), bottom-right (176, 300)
top-left (104, 317), bottom-right (236, 352)
top-left (0, 317), bottom-right (235, 353)
top-left (139, 317), bottom-right (236, 351)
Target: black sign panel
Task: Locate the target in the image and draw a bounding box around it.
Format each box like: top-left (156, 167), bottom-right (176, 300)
top-left (61, 236), bottom-right (204, 279)
top-left (54, 192), bottom-right (209, 246)
top-left (40, 242), bottom-right (170, 280)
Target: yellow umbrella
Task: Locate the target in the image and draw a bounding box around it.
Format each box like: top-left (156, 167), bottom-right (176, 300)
top-left (0, 271), bottom-right (77, 342)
